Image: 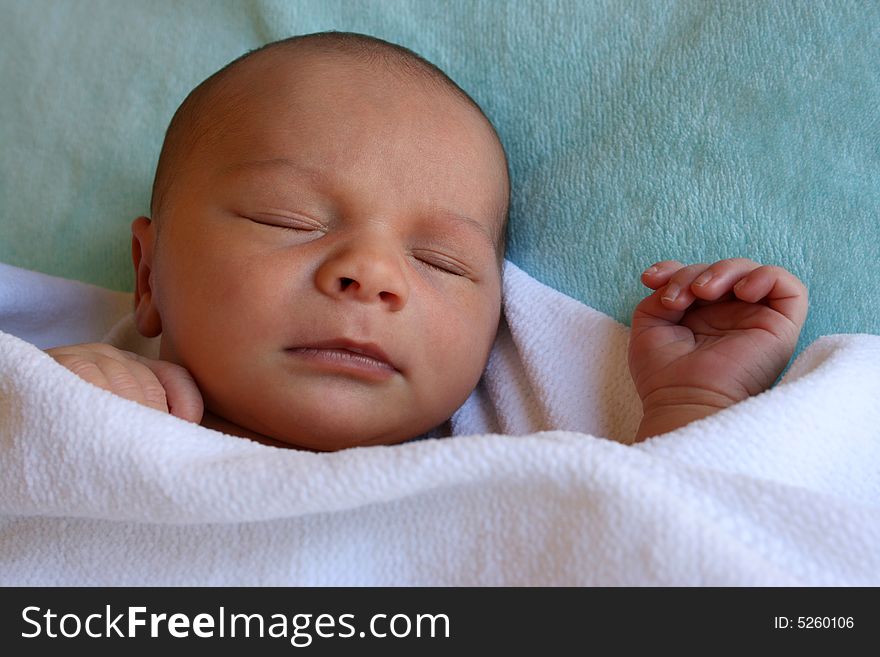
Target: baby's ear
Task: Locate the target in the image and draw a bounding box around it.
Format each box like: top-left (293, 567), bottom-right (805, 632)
top-left (131, 216), bottom-right (162, 338)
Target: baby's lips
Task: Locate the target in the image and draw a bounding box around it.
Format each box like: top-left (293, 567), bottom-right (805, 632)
top-left (287, 337), bottom-right (399, 371)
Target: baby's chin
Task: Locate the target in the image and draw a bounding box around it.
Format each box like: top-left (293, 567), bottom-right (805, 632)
top-left (199, 407), bottom-right (432, 451)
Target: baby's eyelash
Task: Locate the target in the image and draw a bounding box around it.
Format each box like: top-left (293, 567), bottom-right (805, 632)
top-left (423, 260), bottom-right (462, 276)
top-left (411, 250), bottom-right (470, 277)
top-left (269, 223), bottom-right (315, 232)
top-left (246, 213), bottom-right (325, 232)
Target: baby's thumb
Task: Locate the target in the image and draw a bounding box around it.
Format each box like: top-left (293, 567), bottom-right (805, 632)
top-left (138, 358), bottom-right (204, 424)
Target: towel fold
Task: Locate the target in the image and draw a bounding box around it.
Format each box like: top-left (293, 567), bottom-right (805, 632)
top-left (1, 261), bottom-right (878, 585)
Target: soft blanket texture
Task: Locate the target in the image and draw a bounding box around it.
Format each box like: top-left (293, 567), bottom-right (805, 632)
top-left (1, 261), bottom-right (879, 585)
top-left (2, 0), bottom-right (879, 357)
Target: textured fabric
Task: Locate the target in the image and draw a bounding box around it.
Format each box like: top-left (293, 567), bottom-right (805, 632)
top-left (1, 261), bottom-right (878, 585)
top-left (1, 0), bottom-right (878, 359)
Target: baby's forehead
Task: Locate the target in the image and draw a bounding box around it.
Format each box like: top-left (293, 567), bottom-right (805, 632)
top-left (154, 40), bottom-right (510, 241)
top-left (172, 49), bottom-right (480, 175)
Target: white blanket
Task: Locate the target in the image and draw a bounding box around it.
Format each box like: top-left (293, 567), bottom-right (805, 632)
top-left (1, 261), bottom-right (879, 585)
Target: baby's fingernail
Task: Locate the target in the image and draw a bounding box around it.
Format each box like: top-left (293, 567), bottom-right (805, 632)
top-left (661, 284), bottom-right (680, 302)
top-left (643, 265), bottom-right (659, 276)
top-left (693, 271), bottom-right (714, 287)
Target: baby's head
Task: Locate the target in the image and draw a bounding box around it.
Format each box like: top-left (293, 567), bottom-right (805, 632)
top-left (131, 32), bottom-right (510, 451)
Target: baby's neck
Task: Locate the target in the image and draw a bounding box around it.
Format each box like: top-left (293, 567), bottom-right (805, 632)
top-left (200, 410), bottom-right (303, 450)
top-left (199, 410), bottom-right (453, 451)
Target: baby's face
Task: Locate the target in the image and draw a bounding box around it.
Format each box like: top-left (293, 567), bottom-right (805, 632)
top-left (140, 51), bottom-right (507, 450)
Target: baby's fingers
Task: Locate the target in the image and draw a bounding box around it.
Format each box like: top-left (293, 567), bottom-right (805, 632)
top-left (133, 356), bottom-right (204, 424)
top-left (113, 356), bottom-right (172, 414)
top-left (687, 258), bottom-right (763, 301)
top-left (660, 263), bottom-right (719, 309)
top-left (731, 265), bottom-right (809, 328)
top-left (640, 260), bottom-right (686, 290)
top-left (62, 353), bottom-right (170, 414)
top-left (49, 352), bottom-right (114, 393)
top-left (686, 258), bottom-right (808, 327)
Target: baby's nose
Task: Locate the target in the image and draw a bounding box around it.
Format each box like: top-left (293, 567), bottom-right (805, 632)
top-left (315, 245), bottom-right (409, 311)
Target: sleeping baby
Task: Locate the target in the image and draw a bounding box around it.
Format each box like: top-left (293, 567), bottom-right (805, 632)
top-left (46, 31), bottom-right (808, 450)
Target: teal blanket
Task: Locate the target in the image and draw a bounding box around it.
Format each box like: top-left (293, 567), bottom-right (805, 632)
top-left (2, 0), bottom-right (877, 355)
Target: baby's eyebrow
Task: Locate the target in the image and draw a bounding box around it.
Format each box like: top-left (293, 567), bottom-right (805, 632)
top-left (219, 158), bottom-right (327, 186)
top-left (429, 208), bottom-right (496, 247)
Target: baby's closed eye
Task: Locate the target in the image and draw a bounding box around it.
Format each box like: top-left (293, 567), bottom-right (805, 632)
top-left (409, 248), bottom-right (472, 277)
top-left (244, 211), bottom-right (327, 232)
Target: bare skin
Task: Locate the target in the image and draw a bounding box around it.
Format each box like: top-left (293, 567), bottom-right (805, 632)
top-left (47, 254), bottom-right (809, 447)
top-left (48, 48), bottom-right (508, 451)
top-left (45, 52), bottom-right (809, 448)
top-left (629, 257), bottom-right (808, 441)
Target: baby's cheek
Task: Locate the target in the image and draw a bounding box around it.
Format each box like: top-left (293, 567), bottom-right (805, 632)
top-left (462, 284), bottom-right (502, 351)
top-left (430, 302), bottom-right (495, 386)
top-left (204, 258), bottom-right (293, 339)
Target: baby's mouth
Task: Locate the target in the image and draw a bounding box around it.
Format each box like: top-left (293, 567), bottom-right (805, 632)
top-left (285, 339), bottom-right (399, 380)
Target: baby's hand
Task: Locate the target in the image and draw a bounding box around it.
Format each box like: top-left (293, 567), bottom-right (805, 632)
top-left (45, 343), bottom-right (203, 423)
top-left (629, 258), bottom-right (808, 441)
